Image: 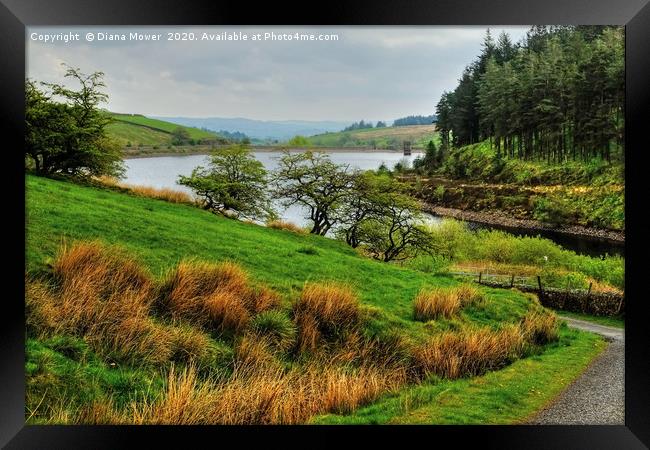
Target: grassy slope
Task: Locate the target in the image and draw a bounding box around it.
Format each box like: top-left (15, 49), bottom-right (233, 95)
top-left (416, 139), bottom-right (625, 230)
top-left (25, 175), bottom-right (606, 423)
top-left (306, 125), bottom-right (438, 149)
top-left (105, 122), bottom-right (171, 147)
top-left (26, 175), bottom-right (531, 339)
top-left (106, 113), bottom-right (219, 147)
top-left (313, 326), bottom-right (605, 424)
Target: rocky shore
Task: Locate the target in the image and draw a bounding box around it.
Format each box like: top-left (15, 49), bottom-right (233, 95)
top-left (422, 204), bottom-right (625, 244)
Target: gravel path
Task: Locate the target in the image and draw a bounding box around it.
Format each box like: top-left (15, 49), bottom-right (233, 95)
top-left (527, 316), bottom-right (624, 425)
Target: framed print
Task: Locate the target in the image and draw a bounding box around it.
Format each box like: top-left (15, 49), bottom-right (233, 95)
top-left (2, 0), bottom-right (649, 447)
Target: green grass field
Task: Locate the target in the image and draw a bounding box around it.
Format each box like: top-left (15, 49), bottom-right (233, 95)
top-left (305, 124), bottom-right (438, 149)
top-left (25, 175), bottom-right (605, 424)
top-left (106, 113), bottom-right (219, 147)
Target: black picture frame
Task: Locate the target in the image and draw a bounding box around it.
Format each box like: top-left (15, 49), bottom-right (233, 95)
top-left (2, 0), bottom-right (649, 447)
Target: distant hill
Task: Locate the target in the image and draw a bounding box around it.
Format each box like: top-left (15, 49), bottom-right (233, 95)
top-left (305, 124), bottom-right (438, 149)
top-left (151, 116), bottom-right (351, 141)
top-left (106, 113), bottom-right (225, 147)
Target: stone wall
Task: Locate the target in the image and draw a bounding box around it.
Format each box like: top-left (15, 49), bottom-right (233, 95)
top-left (479, 280), bottom-right (624, 317)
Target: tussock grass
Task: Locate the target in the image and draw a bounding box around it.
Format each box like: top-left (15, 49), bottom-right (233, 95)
top-left (97, 176), bottom-right (194, 204)
top-left (26, 242), bottom-right (277, 365)
top-left (413, 288), bottom-right (461, 321)
top-left (455, 284), bottom-right (485, 307)
top-left (25, 237), bottom-right (562, 425)
top-left (293, 282), bottom-right (361, 351)
top-left (249, 310), bottom-right (297, 352)
top-left (266, 220), bottom-right (307, 234)
top-left (90, 361), bottom-right (403, 425)
top-left (159, 260), bottom-right (278, 334)
top-left (413, 325), bottom-right (524, 380)
top-left (26, 241), bottom-right (171, 365)
top-left (520, 311), bottom-right (559, 345)
top-left (413, 284), bottom-right (485, 321)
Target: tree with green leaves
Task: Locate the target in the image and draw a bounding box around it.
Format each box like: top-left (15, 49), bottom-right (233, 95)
top-left (271, 151), bottom-right (355, 236)
top-left (356, 186), bottom-right (434, 262)
top-left (179, 144), bottom-right (274, 221)
top-left (25, 64), bottom-right (124, 178)
top-left (336, 171), bottom-right (434, 262)
top-left (171, 127), bottom-right (191, 146)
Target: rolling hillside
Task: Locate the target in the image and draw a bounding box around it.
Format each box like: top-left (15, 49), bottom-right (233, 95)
top-left (106, 113), bottom-right (224, 147)
top-left (25, 175), bottom-right (605, 425)
top-left (305, 124), bottom-right (438, 149)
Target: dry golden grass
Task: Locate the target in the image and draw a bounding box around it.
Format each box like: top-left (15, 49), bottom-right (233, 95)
top-left (520, 311), bottom-right (559, 345)
top-left (159, 259), bottom-right (279, 334)
top-left (244, 286), bottom-right (281, 314)
top-left (28, 241), bottom-right (565, 425)
top-left (266, 220), bottom-right (306, 234)
top-left (204, 291), bottom-right (251, 334)
top-left (413, 288), bottom-right (461, 321)
top-left (96, 176), bottom-right (194, 204)
top-left (97, 360), bottom-right (404, 425)
top-left (27, 242), bottom-right (266, 365)
top-left (26, 241), bottom-right (172, 365)
top-left (293, 282), bottom-right (361, 351)
top-left (455, 284), bottom-right (485, 307)
top-left (412, 325), bottom-right (524, 380)
top-left (25, 278), bottom-right (58, 337)
top-left (413, 285), bottom-right (486, 321)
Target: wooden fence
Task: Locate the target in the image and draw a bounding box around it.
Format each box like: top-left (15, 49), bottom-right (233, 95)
top-left (450, 270), bottom-right (624, 317)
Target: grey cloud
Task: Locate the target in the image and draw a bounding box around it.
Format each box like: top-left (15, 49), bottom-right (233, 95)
top-left (27, 26), bottom-right (529, 121)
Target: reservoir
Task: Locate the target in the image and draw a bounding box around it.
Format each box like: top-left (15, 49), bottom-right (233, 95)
top-left (123, 151), bottom-right (624, 258)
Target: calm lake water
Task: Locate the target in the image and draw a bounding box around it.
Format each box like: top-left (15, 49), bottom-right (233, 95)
top-left (123, 151), bottom-right (437, 229)
top-left (123, 151), bottom-right (623, 257)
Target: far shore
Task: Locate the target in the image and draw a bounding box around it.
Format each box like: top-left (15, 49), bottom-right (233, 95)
top-left (422, 204), bottom-right (625, 245)
top-left (123, 146), bottom-right (424, 160)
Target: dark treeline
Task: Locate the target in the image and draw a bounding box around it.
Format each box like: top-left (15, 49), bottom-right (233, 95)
top-left (392, 115), bottom-right (437, 127)
top-left (436, 26), bottom-right (624, 163)
top-left (343, 120), bottom-right (375, 131)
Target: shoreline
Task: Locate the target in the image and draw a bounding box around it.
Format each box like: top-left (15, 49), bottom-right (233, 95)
top-left (123, 147), bottom-right (424, 160)
top-left (422, 204), bottom-right (625, 245)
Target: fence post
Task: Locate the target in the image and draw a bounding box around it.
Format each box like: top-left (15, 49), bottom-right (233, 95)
top-left (537, 276), bottom-right (544, 302)
top-left (510, 274), bottom-right (515, 288)
top-left (587, 282), bottom-right (592, 297)
top-left (478, 272), bottom-right (482, 284)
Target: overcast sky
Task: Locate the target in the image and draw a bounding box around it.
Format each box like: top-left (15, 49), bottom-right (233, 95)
top-left (27, 26), bottom-right (529, 122)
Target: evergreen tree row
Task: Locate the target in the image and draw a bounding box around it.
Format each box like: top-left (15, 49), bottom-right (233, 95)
top-left (435, 26), bottom-right (624, 163)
